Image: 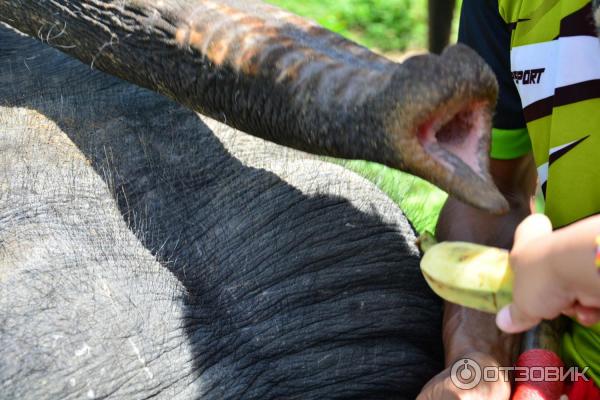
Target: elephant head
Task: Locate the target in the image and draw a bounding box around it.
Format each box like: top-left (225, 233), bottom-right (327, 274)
top-left (0, 0), bottom-right (507, 213)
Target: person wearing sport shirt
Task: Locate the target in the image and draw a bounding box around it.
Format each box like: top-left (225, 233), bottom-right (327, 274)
top-left (418, 1), bottom-right (600, 398)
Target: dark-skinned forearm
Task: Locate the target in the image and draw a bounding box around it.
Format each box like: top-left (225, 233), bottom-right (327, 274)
top-left (437, 155), bottom-right (537, 366)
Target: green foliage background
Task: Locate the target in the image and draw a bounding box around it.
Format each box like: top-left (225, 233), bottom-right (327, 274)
top-left (266, 0), bottom-right (463, 233)
top-left (268, 0), bottom-right (428, 51)
top-left (268, 0), bottom-right (462, 52)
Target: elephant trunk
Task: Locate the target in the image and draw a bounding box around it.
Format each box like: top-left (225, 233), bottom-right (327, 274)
top-left (0, 0), bottom-right (508, 213)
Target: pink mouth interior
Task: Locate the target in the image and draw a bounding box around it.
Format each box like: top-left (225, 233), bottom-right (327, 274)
top-left (417, 102), bottom-right (487, 178)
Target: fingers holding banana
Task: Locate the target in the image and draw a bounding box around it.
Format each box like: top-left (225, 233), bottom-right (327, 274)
top-left (419, 213), bottom-right (600, 333)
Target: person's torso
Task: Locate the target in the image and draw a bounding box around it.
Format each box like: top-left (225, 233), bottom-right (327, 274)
top-left (497, 0), bottom-right (600, 386)
top-left (499, 0), bottom-right (600, 228)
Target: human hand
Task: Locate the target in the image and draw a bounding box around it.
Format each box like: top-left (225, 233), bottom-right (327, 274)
top-left (417, 352), bottom-right (511, 400)
top-left (496, 214), bottom-right (600, 333)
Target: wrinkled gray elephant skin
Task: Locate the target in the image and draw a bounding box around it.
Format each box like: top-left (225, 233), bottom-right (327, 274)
top-left (0, 25), bottom-right (443, 399)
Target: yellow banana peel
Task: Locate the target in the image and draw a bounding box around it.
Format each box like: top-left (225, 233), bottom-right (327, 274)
top-left (418, 232), bottom-right (513, 313)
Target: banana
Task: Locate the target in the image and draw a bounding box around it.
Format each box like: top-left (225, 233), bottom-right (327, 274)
top-left (418, 233), bottom-right (513, 313)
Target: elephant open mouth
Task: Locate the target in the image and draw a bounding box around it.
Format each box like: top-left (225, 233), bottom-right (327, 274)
top-left (417, 101), bottom-right (489, 182)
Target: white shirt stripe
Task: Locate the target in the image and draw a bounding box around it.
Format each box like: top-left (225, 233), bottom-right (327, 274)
top-left (511, 35), bottom-right (600, 108)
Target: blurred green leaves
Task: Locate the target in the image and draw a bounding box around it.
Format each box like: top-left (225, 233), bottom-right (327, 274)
top-left (268, 0), bottom-right (427, 51)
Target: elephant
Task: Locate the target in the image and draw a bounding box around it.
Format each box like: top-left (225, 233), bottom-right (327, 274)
top-left (0, 22), bottom-right (439, 399)
top-left (0, 0), bottom-right (506, 213)
top-left (1, 1), bottom-right (503, 398)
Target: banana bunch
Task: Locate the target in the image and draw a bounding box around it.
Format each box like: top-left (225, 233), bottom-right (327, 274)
top-left (418, 233), bottom-right (513, 313)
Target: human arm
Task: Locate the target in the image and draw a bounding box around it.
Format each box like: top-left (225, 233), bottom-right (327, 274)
top-left (417, 155), bottom-right (537, 400)
top-left (496, 214), bottom-right (600, 333)
top-left (435, 0), bottom-right (537, 369)
top-left (418, 0), bottom-right (537, 397)
top-left (418, 154), bottom-right (537, 400)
